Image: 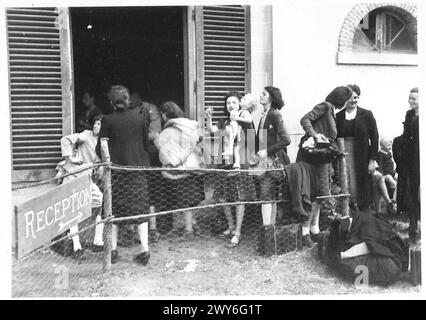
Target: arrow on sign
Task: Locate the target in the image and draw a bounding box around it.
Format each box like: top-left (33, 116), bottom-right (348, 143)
top-left (58, 211), bottom-right (83, 232)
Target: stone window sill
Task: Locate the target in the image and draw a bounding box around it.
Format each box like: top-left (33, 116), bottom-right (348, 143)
top-left (337, 52), bottom-right (417, 66)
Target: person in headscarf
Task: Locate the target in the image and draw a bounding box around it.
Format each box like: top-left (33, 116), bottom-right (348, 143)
top-left (335, 84), bottom-right (381, 214)
top-left (98, 85), bottom-right (151, 265)
top-left (298, 86), bottom-right (352, 248)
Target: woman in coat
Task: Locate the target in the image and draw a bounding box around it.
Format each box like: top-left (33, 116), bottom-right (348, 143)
top-left (256, 86), bottom-right (291, 227)
top-left (154, 101), bottom-right (204, 238)
top-left (299, 86), bottom-right (352, 247)
top-left (99, 85), bottom-right (151, 265)
top-left (401, 87), bottom-right (419, 241)
top-left (335, 84), bottom-right (380, 212)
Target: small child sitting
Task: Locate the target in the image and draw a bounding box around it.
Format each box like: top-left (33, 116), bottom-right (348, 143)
top-left (372, 137), bottom-right (397, 215)
top-left (223, 93), bottom-right (257, 168)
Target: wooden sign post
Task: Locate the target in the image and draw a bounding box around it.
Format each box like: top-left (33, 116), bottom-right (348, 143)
top-left (337, 138), bottom-right (349, 217)
top-left (14, 174), bottom-right (92, 259)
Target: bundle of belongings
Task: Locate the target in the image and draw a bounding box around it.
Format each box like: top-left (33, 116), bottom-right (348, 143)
top-left (318, 209), bottom-right (409, 287)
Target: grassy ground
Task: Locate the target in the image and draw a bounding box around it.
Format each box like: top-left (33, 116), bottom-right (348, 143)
top-left (12, 227), bottom-right (420, 298)
top-left (11, 184), bottom-right (421, 298)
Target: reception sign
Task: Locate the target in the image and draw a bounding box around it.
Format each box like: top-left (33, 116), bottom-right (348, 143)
top-left (15, 174), bottom-right (92, 259)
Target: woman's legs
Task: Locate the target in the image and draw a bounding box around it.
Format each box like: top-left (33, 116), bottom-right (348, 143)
top-left (261, 203), bottom-right (274, 226)
top-left (70, 225), bottom-right (82, 251)
top-left (184, 210), bottom-right (194, 233)
top-left (93, 214), bottom-right (104, 246)
top-left (234, 204), bottom-right (245, 237)
top-left (137, 222), bottom-right (149, 253)
top-left (310, 201), bottom-right (321, 234)
top-left (227, 205), bottom-right (245, 247)
top-left (223, 203), bottom-right (235, 233)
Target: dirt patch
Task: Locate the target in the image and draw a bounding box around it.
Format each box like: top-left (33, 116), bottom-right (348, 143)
top-left (13, 230), bottom-right (419, 298)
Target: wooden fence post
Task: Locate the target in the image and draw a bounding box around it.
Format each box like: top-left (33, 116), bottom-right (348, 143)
top-left (337, 138), bottom-right (349, 217)
top-left (103, 164), bottom-right (112, 271)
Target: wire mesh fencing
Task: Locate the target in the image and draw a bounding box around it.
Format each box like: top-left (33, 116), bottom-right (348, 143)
top-left (12, 161), bottom-right (345, 297)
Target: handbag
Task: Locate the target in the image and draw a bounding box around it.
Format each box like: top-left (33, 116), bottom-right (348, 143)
top-left (298, 135), bottom-right (341, 165)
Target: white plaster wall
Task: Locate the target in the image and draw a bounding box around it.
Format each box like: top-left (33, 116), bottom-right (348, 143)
top-left (250, 5), bottom-right (273, 131)
top-left (271, 0), bottom-right (419, 161)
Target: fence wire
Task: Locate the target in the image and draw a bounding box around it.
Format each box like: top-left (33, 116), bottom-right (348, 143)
top-left (15, 158), bottom-right (418, 297)
top-left (12, 162), bottom-right (345, 297)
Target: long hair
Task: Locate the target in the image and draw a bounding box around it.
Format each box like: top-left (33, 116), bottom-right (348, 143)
top-left (223, 91), bottom-right (242, 117)
top-left (160, 101), bottom-right (185, 120)
top-left (264, 86), bottom-right (284, 110)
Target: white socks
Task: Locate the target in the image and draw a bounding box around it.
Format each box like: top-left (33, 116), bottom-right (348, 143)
top-left (111, 223), bottom-right (149, 253)
top-left (93, 215), bottom-right (104, 246)
top-left (70, 225), bottom-right (82, 251)
top-left (302, 201), bottom-right (321, 236)
top-left (262, 203), bottom-right (277, 226)
top-left (137, 222), bottom-right (149, 253)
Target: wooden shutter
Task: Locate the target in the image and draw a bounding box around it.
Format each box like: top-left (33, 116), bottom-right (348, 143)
top-left (198, 5), bottom-right (250, 124)
top-left (7, 8), bottom-right (64, 176)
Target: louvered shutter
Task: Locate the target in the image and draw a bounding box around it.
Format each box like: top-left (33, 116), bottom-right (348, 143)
top-left (7, 8), bottom-right (65, 175)
top-left (200, 5), bottom-right (250, 123)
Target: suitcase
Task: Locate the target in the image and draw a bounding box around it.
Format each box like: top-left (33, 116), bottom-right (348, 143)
top-left (257, 224), bottom-right (302, 257)
top-left (410, 245), bottom-right (421, 286)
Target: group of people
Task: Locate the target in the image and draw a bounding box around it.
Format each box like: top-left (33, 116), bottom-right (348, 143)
top-left (58, 83), bottom-right (420, 266)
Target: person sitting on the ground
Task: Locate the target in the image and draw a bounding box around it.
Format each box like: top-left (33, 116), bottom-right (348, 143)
top-left (320, 208), bottom-right (409, 287)
top-left (56, 115), bottom-right (105, 259)
top-left (372, 137), bottom-right (397, 215)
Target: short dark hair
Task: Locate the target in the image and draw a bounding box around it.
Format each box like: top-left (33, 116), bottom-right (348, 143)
top-left (160, 101), bottom-right (185, 120)
top-left (264, 86), bottom-right (284, 110)
top-left (411, 87), bottom-right (418, 94)
top-left (223, 91), bottom-right (242, 117)
top-left (347, 84), bottom-right (361, 96)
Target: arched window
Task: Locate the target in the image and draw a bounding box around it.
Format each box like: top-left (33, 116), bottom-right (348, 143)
top-left (353, 9), bottom-right (416, 54)
top-left (337, 4), bottom-right (417, 65)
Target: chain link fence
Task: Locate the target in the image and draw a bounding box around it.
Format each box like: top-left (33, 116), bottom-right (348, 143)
top-left (12, 146), bottom-right (419, 297)
top-left (12, 159), bottom-right (344, 297)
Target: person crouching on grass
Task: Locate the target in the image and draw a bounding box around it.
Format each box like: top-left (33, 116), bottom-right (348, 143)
top-left (99, 85), bottom-right (151, 265)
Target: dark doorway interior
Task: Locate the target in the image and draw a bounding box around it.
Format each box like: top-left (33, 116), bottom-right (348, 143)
top-left (70, 6), bottom-right (184, 127)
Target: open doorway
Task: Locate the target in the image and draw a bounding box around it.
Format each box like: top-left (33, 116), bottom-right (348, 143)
top-left (70, 6), bottom-right (185, 129)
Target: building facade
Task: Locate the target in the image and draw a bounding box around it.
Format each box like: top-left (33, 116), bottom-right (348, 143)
top-left (5, 2), bottom-right (418, 181)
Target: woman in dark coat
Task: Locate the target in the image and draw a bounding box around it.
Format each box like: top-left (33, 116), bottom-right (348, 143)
top-left (299, 86), bottom-right (352, 247)
top-left (99, 85), bottom-right (151, 265)
top-left (336, 84), bottom-right (380, 212)
top-left (256, 86), bottom-right (291, 227)
top-left (400, 87), bottom-right (420, 240)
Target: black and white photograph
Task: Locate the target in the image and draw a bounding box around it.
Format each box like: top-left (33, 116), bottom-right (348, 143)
top-left (1, 0), bottom-right (423, 300)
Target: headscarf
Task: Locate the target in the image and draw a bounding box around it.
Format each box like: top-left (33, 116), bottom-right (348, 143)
top-left (325, 86), bottom-right (352, 109)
